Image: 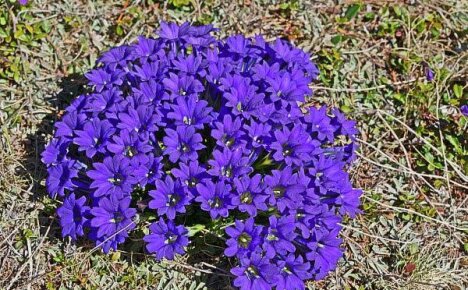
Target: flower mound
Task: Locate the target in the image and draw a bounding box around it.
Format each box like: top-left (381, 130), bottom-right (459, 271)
top-left (43, 22), bottom-right (361, 289)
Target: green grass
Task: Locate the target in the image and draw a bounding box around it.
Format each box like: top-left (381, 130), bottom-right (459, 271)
top-left (0, 0), bottom-right (467, 289)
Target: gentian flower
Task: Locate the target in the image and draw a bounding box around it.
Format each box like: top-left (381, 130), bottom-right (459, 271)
top-left (57, 193), bottom-right (89, 240)
top-left (43, 22), bottom-right (362, 289)
top-left (208, 147), bottom-right (252, 179)
top-left (107, 129), bottom-right (152, 157)
top-left (90, 196), bottom-right (136, 253)
top-left (263, 215), bottom-right (297, 258)
top-left (163, 73), bottom-right (204, 99)
top-left (41, 138), bottom-right (70, 166)
top-left (303, 106), bottom-right (335, 142)
top-left (171, 161), bottom-right (209, 193)
top-left (98, 46), bottom-right (135, 70)
top-left (275, 254), bottom-right (311, 290)
top-left (73, 118), bottom-right (115, 158)
top-left (85, 68), bottom-right (123, 92)
top-left (195, 180), bottom-right (234, 219)
top-left (264, 167), bottom-right (306, 212)
top-left (46, 160), bottom-right (79, 198)
top-left (461, 105), bottom-right (468, 116)
top-left (305, 228), bottom-right (343, 280)
top-left (144, 218), bottom-right (189, 260)
top-left (231, 252), bottom-right (278, 290)
top-left (117, 105), bottom-right (161, 133)
top-left (148, 176), bottom-right (191, 219)
top-left (163, 126), bottom-right (205, 163)
top-left (270, 124), bottom-right (318, 166)
top-left (231, 174), bottom-right (268, 217)
top-left (55, 110), bottom-right (86, 138)
top-left (225, 218), bottom-right (263, 257)
top-left (87, 155), bottom-right (135, 198)
top-left (211, 114), bottom-right (246, 149)
top-left (167, 95), bottom-right (213, 129)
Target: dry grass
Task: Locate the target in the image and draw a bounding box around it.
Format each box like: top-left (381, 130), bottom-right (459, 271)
top-left (0, 0), bottom-right (467, 289)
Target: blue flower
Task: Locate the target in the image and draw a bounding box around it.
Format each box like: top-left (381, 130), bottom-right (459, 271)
top-left (90, 196), bottom-right (136, 253)
top-left (275, 254), bottom-right (311, 290)
top-left (195, 180), bottom-right (234, 219)
top-left (263, 215), bottom-right (296, 258)
top-left (46, 160), bottom-right (79, 198)
top-left (43, 22), bottom-right (362, 289)
top-left (225, 218), bottom-right (263, 257)
top-left (73, 118), bottom-right (115, 158)
top-left (87, 155), bottom-right (136, 198)
top-left (163, 126), bottom-right (205, 163)
top-left (148, 176), bottom-right (191, 219)
top-left (231, 252), bottom-right (278, 290)
top-left (57, 193), bottom-right (89, 240)
top-left (231, 174), bottom-right (268, 217)
top-left (144, 218), bottom-right (189, 260)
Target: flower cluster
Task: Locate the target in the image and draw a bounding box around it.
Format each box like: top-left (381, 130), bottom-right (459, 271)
top-left (43, 22), bottom-right (361, 289)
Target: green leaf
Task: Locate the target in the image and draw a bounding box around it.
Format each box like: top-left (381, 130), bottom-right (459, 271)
top-left (331, 35), bottom-right (346, 45)
top-left (345, 4), bottom-right (361, 20)
top-left (453, 84), bottom-right (463, 98)
top-left (187, 224), bottom-right (205, 237)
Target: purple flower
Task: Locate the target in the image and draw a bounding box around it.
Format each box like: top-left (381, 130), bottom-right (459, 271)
top-left (132, 36), bottom-right (163, 61)
top-left (211, 114), bottom-right (246, 149)
top-left (18, 0), bottom-right (28, 5)
top-left (172, 54), bottom-right (203, 75)
top-left (46, 160), bottom-right (79, 198)
top-left (331, 108), bottom-right (359, 139)
top-left (231, 252), bottom-right (278, 290)
top-left (98, 46), bottom-right (134, 70)
top-left (133, 79), bottom-right (165, 104)
top-left (163, 73), bottom-right (204, 99)
top-left (222, 76), bottom-right (264, 118)
top-left (265, 167), bottom-right (307, 212)
top-left (325, 182), bottom-right (362, 218)
top-left (243, 121), bottom-right (272, 149)
top-left (263, 215), bottom-right (296, 258)
top-left (87, 89), bottom-right (123, 116)
top-left (275, 254), bottom-right (311, 290)
top-left (266, 72), bottom-right (308, 102)
top-left (73, 118), bottom-right (115, 158)
top-left (195, 180), bottom-right (234, 219)
top-left (85, 68), bottom-right (123, 92)
top-left (118, 105), bottom-right (162, 133)
top-left (43, 22), bottom-right (363, 287)
top-left (171, 161), bottom-right (209, 192)
top-left (305, 228), bottom-right (342, 280)
top-left (231, 174), bottom-right (268, 217)
top-left (159, 21), bottom-right (191, 41)
top-left (224, 218), bottom-right (263, 257)
top-left (87, 155), bottom-right (135, 198)
top-left (270, 124), bottom-right (318, 166)
top-left (41, 138), bottom-right (69, 166)
top-left (57, 194), bottom-right (89, 240)
top-left (208, 147), bottom-right (252, 179)
top-left (308, 155), bottom-right (347, 195)
top-left (55, 111), bottom-right (86, 138)
top-left (131, 154), bottom-right (163, 187)
top-left (133, 61), bottom-right (165, 81)
top-left (148, 176), bottom-right (191, 219)
top-left (425, 66), bottom-right (435, 82)
top-left (167, 95), bottom-right (213, 129)
top-left (90, 196), bottom-right (136, 253)
top-left (461, 105), bottom-right (468, 116)
top-left (163, 126), bottom-right (205, 163)
top-left (303, 106), bottom-right (335, 142)
top-left (143, 218), bottom-right (189, 260)
top-left (107, 129), bottom-right (152, 157)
